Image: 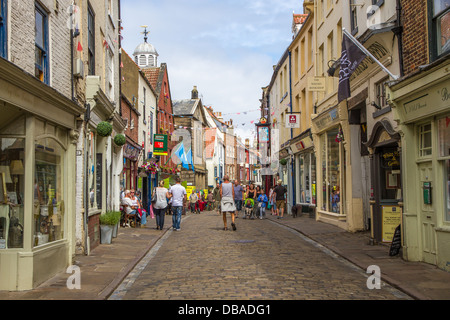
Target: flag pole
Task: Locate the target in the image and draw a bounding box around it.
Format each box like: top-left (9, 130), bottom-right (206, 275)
top-left (342, 28), bottom-right (399, 80)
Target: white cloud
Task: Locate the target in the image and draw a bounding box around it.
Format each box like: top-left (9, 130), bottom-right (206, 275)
top-left (121, 0), bottom-right (304, 139)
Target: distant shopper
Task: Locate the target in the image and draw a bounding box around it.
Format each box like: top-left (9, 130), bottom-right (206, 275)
top-left (213, 182), bottom-right (221, 214)
top-left (220, 175), bottom-right (237, 231)
top-left (168, 176), bottom-right (187, 231)
top-left (153, 181), bottom-right (170, 230)
top-left (257, 188), bottom-right (268, 219)
top-left (234, 180), bottom-right (244, 218)
top-left (273, 179), bottom-right (287, 219)
top-left (189, 190), bottom-right (199, 213)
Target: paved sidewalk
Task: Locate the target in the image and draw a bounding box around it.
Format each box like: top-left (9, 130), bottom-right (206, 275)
top-left (0, 220), bottom-right (172, 300)
top-left (266, 213), bottom-right (450, 300)
top-left (0, 212), bottom-right (449, 300)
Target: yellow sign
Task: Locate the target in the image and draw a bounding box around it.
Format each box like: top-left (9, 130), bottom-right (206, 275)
top-left (186, 186), bottom-right (196, 200)
top-left (203, 189), bottom-right (208, 198)
top-left (307, 76), bottom-right (326, 92)
top-left (382, 206), bottom-right (402, 243)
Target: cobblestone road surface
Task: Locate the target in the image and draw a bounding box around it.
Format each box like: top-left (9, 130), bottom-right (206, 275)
top-left (110, 212), bottom-right (411, 300)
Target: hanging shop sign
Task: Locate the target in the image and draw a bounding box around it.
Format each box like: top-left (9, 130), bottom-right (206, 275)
top-left (286, 114), bottom-right (300, 129)
top-left (153, 134), bottom-right (168, 156)
top-left (124, 143), bottom-right (141, 160)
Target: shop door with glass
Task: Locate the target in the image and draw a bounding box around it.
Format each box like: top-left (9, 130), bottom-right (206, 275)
top-left (418, 161), bottom-right (437, 265)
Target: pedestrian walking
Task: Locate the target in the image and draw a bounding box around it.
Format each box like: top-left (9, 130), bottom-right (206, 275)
top-left (234, 180), bottom-right (244, 218)
top-left (257, 188), bottom-right (268, 219)
top-left (220, 175), bottom-right (237, 231)
top-left (213, 182), bottom-right (221, 215)
top-left (189, 189), bottom-right (199, 213)
top-left (168, 176), bottom-right (187, 231)
top-left (273, 179), bottom-right (287, 219)
top-left (152, 181), bottom-right (170, 230)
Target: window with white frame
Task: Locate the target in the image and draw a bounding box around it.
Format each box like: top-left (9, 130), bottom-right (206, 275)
top-left (430, 0), bottom-right (450, 59)
top-left (419, 123), bottom-right (433, 157)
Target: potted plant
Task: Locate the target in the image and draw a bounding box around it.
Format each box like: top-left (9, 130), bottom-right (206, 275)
top-left (97, 121), bottom-right (113, 137)
top-left (280, 158), bottom-right (288, 166)
top-left (113, 134), bottom-right (126, 147)
top-left (99, 211), bottom-right (120, 244)
top-left (111, 211), bottom-right (121, 238)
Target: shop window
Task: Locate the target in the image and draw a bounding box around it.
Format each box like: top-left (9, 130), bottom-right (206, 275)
top-left (438, 116), bottom-right (450, 157)
top-left (0, 137), bottom-right (25, 249)
top-left (438, 116), bottom-right (450, 221)
top-left (445, 160), bottom-right (450, 221)
top-left (430, 0), bottom-right (450, 60)
top-left (419, 123), bottom-right (433, 157)
top-left (0, 0), bottom-right (7, 59)
top-left (321, 128), bottom-right (342, 213)
top-left (34, 138), bottom-right (64, 247)
top-left (35, 3), bottom-right (49, 84)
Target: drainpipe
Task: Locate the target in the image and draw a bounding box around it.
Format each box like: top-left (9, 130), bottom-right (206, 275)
top-left (394, 0), bottom-right (404, 77)
top-left (288, 50), bottom-right (296, 207)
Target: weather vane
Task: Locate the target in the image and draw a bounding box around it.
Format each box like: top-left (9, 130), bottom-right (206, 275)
top-left (141, 25), bottom-right (149, 43)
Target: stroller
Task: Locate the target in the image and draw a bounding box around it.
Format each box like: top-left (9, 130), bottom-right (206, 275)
top-left (243, 198), bottom-right (256, 219)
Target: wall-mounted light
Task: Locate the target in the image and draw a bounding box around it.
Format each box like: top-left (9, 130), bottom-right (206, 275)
top-left (371, 101), bottom-right (382, 110)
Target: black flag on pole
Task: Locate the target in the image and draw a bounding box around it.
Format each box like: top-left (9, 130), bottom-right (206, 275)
top-left (338, 33), bottom-right (367, 103)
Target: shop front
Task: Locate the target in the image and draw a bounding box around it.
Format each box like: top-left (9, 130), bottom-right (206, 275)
top-left (387, 60), bottom-right (450, 271)
top-left (291, 129), bottom-right (316, 215)
top-left (312, 103), bottom-right (364, 231)
top-left (366, 120), bottom-right (402, 244)
top-left (0, 61), bottom-right (84, 290)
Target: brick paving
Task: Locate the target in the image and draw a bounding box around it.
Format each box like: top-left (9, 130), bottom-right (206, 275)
top-left (1, 210), bottom-right (449, 300)
top-left (114, 212), bottom-right (411, 300)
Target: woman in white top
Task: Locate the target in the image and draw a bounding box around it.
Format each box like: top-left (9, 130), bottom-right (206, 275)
top-left (152, 181), bottom-right (170, 230)
top-left (220, 175), bottom-right (236, 231)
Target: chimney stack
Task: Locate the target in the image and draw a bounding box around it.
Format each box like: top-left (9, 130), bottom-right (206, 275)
top-left (191, 86), bottom-right (199, 99)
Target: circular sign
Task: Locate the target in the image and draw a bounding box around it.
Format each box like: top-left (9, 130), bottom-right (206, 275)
top-left (260, 117), bottom-right (267, 124)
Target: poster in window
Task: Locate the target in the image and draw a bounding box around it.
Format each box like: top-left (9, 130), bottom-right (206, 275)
top-left (386, 171), bottom-right (399, 189)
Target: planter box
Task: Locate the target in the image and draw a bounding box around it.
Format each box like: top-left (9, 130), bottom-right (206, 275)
top-left (100, 225), bottom-right (114, 244)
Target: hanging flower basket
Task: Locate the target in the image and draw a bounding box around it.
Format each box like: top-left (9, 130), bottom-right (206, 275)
top-left (335, 128), bottom-right (344, 143)
top-left (113, 134), bottom-right (126, 147)
top-left (97, 121), bottom-right (113, 137)
top-left (280, 158), bottom-right (288, 166)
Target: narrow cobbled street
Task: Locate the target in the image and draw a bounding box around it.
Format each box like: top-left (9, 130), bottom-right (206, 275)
top-left (109, 212), bottom-right (411, 300)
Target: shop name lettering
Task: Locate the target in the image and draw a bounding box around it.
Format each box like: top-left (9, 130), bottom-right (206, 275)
top-left (441, 87), bottom-right (450, 101)
top-left (350, 42), bottom-right (388, 81)
top-left (316, 109), bottom-right (338, 129)
top-left (404, 96), bottom-right (428, 114)
top-left (382, 151), bottom-right (400, 167)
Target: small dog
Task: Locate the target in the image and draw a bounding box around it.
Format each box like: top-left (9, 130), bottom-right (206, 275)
top-left (291, 204), bottom-right (303, 218)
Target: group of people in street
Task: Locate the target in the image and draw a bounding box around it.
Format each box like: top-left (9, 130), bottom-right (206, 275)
top-left (212, 177), bottom-right (288, 231)
top-left (121, 175), bottom-right (287, 233)
top-left (121, 189), bottom-right (148, 227)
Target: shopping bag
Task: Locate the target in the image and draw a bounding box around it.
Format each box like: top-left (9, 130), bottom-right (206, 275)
top-left (149, 204), bottom-right (155, 219)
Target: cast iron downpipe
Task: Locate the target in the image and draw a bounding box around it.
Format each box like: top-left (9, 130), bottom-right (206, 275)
top-left (394, 0), bottom-right (404, 77)
top-left (288, 50), bottom-right (296, 208)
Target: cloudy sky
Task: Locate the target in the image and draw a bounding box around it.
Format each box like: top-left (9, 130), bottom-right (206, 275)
top-left (121, 0), bottom-right (305, 140)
